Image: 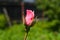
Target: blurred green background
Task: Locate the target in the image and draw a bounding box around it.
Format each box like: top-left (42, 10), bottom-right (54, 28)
top-left (0, 0), bottom-right (60, 40)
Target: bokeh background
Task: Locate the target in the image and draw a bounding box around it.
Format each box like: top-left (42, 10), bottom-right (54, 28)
top-left (0, 0), bottom-right (60, 40)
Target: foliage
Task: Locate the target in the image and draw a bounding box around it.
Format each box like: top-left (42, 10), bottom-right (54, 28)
top-left (36, 0), bottom-right (60, 20)
top-left (35, 0), bottom-right (60, 32)
top-left (0, 14), bottom-right (60, 40)
top-left (0, 14), bottom-right (7, 28)
top-left (0, 22), bottom-right (60, 40)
